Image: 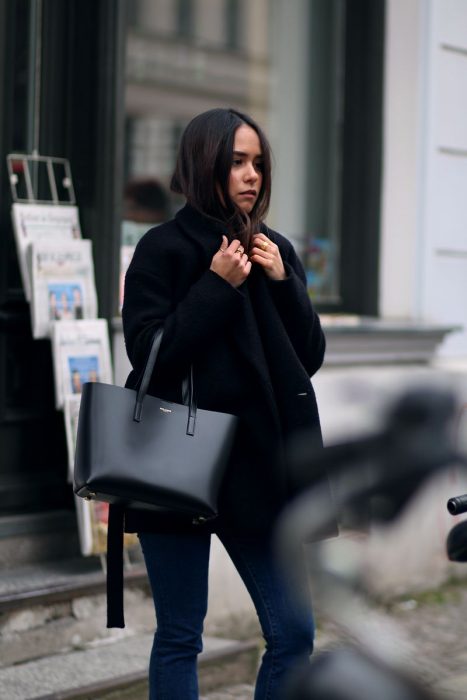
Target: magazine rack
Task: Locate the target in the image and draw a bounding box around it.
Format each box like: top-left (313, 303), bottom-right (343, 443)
top-left (6, 152), bottom-right (133, 574)
top-left (7, 151), bottom-right (76, 204)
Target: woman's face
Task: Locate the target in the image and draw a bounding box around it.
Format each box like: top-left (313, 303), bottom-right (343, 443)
top-left (228, 125), bottom-right (263, 213)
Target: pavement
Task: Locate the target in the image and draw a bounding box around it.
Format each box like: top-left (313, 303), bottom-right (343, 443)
top-left (3, 576), bottom-right (467, 699)
top-left (0, 634), bottom-right (258, 700)
top-left (202, 577), bottom-right (467, 699)
top-left (202, 686), bottom-right (255, 699)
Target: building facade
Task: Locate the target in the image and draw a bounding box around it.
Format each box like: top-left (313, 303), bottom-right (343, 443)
top-left (381, 0), bottom-right (467, 359)
top-left (0, 0), bottom-right (466, 592)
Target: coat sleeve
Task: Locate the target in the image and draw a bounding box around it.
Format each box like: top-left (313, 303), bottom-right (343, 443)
top-left (122, 233), bottom-right (245, 382)
top-left (266, 237), bottom-right (325, 377)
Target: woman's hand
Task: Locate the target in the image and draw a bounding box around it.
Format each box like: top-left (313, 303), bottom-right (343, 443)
top-left (210, 235), bottom-right (252, 288)
top-left (250, 233), bottom-right (286, 281)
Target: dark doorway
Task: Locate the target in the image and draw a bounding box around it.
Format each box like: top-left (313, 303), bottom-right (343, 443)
top-left (0, 0), bottom-right (125, 519)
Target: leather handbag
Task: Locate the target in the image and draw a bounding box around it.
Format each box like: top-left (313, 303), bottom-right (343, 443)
top-left (73, 327), bottom-right (238, 522)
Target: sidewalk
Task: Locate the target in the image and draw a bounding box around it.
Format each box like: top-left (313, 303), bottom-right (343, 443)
top-left (375, 579), bottom-right (467, 698)
top-left (3, 576), bottom-right (466, 699)
top-left (203, 577), bottom-right (467, 699)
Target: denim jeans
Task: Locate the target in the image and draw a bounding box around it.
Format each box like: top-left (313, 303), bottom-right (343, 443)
top-left (138, 527), bottom-right (314, 700)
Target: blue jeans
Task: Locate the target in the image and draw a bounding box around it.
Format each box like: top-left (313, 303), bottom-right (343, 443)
top-left (138, 528), bottom-right (314, 700)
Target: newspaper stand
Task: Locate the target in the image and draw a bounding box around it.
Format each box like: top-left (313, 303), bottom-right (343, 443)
top-left (5, 152), bottom-right (130, 572)
top-left (7, 151), bottom-right (76, 205)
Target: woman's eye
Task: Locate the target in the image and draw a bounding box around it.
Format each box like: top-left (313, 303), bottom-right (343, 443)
top-left (255, 161), bottom-right (264, 171)
top-left (232, 159), bottom-right (242, 166)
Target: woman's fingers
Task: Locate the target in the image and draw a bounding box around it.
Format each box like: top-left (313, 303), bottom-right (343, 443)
top-left (252, 234), bottom-right (272, 252)
top-left (212, 231), bottom-right (285, 285)
top-left (250, 234), bottom-right (275, 261)
top-left (250, 234), bottom-right (286, 281)
top-left (211, 238), bottom-right (251, 287)
top-left (225, 238), bottom-right (246, 256)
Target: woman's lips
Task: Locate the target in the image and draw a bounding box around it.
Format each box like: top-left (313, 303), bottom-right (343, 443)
top-left (239, 191), bottom-right (256, 199)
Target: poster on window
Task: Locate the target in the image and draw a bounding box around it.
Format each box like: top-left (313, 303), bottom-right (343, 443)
top-left (28, 239), bottom-right (97, 339)
top-left (304, 237), bottom-right (334, 301)
top-left (50, 319), bottom-right (112, 409)
top-left (11, 203), bottom-right (82, 301)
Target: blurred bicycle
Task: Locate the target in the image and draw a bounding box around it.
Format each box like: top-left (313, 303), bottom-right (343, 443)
top-left (275, 386), bottom-right (464, 700)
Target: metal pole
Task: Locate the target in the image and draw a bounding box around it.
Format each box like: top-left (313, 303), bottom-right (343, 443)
top-left (27, 0), bottom-right (43, 198)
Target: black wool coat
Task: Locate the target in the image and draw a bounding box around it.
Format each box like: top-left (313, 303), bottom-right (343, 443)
top-left (119, 203), bottom-right (333, 537)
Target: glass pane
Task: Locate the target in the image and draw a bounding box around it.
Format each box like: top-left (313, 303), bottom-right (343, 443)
top-left (122, 0), bottom-right (345, 307)
top-left (305, 0), bottom-right (345, 304)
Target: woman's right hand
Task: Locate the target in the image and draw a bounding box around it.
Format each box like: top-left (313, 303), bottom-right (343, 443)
top-left (210, 236), bottom-right (252, 288)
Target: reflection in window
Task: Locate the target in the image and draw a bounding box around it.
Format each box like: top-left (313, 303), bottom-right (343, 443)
top-left (122, 0), bottom-right (347, 307)
top-left (124, 0), bottom-right (271, 223)
top-left (126, 117), bottom-right (180, 183)
top-left (305, 0), bottom-right (345, 304)
top-left (119, 176), bottom-right (171, 311)
top-left (225, 0), bottom-right (241, 52)
top-left (177, 0), bottom-right (194, 38)
top-left (126, 0), bottom-right (140, 28)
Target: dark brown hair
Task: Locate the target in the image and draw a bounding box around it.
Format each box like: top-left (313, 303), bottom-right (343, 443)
top-left (170, 108), bottom-right (272, 245)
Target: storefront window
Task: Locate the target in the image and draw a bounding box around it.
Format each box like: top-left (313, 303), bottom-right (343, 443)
top-left (305, 0), bottom-right (345, 304)
top-left (121, 0), bottom-right (346, 309)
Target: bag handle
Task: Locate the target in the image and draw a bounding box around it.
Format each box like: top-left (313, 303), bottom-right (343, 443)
top-left (133, 327), bottom-right (196, 436)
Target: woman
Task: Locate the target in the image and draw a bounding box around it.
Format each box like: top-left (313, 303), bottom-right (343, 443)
top-left (118, 108), bottom-right (334, 699)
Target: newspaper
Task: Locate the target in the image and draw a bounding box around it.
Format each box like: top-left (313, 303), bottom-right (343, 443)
top-left (50, 319), bottom-right (112, 409)
top-left (64, 393), bottom-right (82, 482)
top-left (11, 203), bottom-right (82, 301)
top-left (119, 220), bottom-right (154, 311)
top-left (74, 496), bottom-right (138, 557)
top-left (74, 497), bottom-right (109, 556)
top-left (29, 239), bottom-right (98, 339)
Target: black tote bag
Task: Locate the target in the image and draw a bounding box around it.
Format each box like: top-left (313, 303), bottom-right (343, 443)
top-left (74, 327), bottom-right (238, 521)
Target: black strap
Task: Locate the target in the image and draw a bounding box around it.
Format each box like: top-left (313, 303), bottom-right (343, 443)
top-left (106, 503), bottom-right (125, 628)
top-left (133, 327), bottom-right (164, 421)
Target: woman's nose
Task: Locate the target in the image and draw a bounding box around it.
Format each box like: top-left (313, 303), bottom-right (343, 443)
top-left (244, 163), bottom-right (258, 182)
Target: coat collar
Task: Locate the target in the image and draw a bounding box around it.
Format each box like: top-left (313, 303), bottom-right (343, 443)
top-left (175, 203), bottom-right (281, 415)
top-left (175, 203), bottom-right (270, 248)
top-left (175, 203), bottom-right (226, 245)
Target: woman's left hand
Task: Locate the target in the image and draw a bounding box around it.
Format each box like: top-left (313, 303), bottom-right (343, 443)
top-left (249, 234), bottom-right (286, 281)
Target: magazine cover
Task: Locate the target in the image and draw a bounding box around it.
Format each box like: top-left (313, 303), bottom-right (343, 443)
top-left (50, 319), bottom-right (112, 409)
top-left (29, 239), bottom-right (98, 339)
top-left (11, 203), bottom-right (82, 301)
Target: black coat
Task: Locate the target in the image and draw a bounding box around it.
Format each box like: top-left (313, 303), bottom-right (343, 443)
top-left (120, 204), bottom-right (332, 536)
